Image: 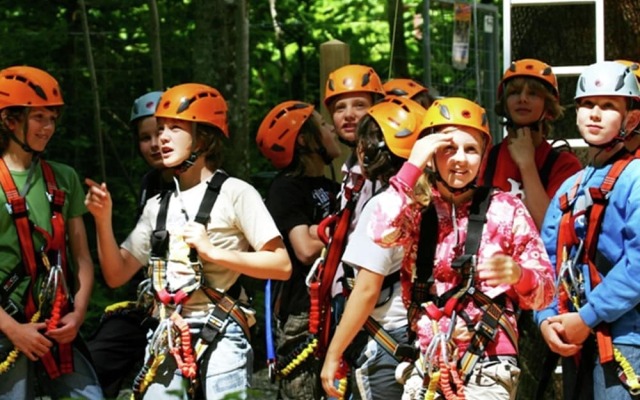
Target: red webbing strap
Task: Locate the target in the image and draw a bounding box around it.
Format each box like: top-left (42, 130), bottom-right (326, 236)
top-left (556, 180), bottom-right (581, 315)
top-left (316, 175), bottom-right (365, 353)
top-left (40, 160), bottom-right (74, 375)
top-left (584, 155), bottom-right (633, 364)
top-left (0, 159), bottom-right (38, 319)
top-left (309, 175), bottom-right (365, 357)
top-left (40, 161), bottom-right (67, 257)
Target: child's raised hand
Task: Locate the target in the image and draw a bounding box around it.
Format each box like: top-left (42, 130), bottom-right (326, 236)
top-left (408, 133), bottom-right (453, 171)
top-left (84, 178), bottom-right (112, 222)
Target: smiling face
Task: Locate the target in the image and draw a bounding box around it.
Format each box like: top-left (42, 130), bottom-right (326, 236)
top-left (331, 92), bottom-right (374, 144)
top-left (157, 117), bottom-right (194, 168)
top-left (434, 126), bottom-right (484, 189)
top-left (21, 107), bottom-right (58, 153)
top-left (576, 96), bottom-right (627, 146)
top-left (137, 116), bottom-right (163, 170)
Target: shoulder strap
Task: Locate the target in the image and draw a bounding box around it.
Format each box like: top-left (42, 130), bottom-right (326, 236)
top-left (461, 186), bottom-right (492, 260)
top-left (539, 148), bottom-right (560, 189)
top-left (481, 145), bottom-right (501, 187)
top-left (585, 155), bottom-right (633, 365)
top-left (195, 172), bottom-right (229, 225)
top-left (413, 204), bottom-right (438, 304)
top-left (151, 172), bottom-right (229, 257)
top-left (0, 158), bottom-right (39, 318)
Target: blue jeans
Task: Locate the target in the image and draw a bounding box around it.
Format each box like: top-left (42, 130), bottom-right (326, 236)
top-left (594, 343), bottom-right (640, 400)
top-left (142, 319), bottom-right (252, 400)
top-left (0, 334), bottom-right (103, 399)
top-left (350, 326), bottom-right (408, 400)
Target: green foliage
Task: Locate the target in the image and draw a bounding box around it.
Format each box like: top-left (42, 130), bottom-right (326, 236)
top-left (0, 0), bottom-right (429, 359)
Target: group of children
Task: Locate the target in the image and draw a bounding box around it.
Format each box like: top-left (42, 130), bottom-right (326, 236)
top-left (0, 58), bottom-right (640, 400)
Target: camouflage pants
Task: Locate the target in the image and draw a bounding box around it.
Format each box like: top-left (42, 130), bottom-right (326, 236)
top-left (276, 312), bottom-right (323, 400)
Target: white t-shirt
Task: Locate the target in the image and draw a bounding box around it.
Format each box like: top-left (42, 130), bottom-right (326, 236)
top-left (122, 173), bottom-right (280, 318)
top-left (342, 194), bottom-right (407, 331)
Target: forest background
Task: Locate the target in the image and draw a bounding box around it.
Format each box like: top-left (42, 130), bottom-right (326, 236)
top-left (2, 0), bottom-right (639, 399)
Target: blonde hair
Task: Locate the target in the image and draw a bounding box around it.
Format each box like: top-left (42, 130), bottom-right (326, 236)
top-left (413, 174), bottom-right (433, 207)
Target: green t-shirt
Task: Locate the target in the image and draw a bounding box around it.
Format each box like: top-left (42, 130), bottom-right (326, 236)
top-left (0, 159), bottom-right (86, 312)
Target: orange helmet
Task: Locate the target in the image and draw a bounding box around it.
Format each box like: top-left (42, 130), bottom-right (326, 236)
top-left (367, 96), bottom-right (426, 159)
top-left (497, 59), bottom-right (559, 99)
top-left (323, 64), bottom-right (384, 109)
top-left (155, 83), bottom-right (228, 137)
top-left (0, 66), bottom-right (64, 110)
top-left (256, 101), bottom-right (315, 169)
top-left (616, 60), bottom-right (640, 82)
top-left (382, 78), bottom-right (429, 100)
top-left (420, 97), bottom-right (491, 145)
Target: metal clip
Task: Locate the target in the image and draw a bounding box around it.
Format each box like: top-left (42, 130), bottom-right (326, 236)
top-left (305, 256), bottom-right (324, 287)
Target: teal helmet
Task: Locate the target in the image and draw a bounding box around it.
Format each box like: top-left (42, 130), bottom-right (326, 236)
top-left (575, 61), bottom-right (640, 102)
top-left (130, 91), bottom-right (163, 123)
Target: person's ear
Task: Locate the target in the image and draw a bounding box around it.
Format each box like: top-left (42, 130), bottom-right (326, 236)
top-left (0, 110), bottom-right (17, 131)
top-left (296, 134), bottom-right (306, 148)
top-left (625, 109), bottom-right (640, 134)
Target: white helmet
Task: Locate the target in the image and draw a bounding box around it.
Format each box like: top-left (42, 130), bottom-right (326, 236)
top-left (575, 61), bottom-right (640, 102)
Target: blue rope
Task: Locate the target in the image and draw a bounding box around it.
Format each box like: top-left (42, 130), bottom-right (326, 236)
top-left (264, 279), bottom-right (276, 379)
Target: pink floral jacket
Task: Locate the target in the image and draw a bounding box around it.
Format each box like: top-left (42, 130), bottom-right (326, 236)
top-left (369, 162), bottom-right (555, 356)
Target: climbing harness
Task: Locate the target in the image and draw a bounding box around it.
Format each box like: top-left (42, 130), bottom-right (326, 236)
top-left (0, 158), bottom-right (74, 378)
top-left (132, 172), bottom-right (251, 399)
top-left (408, 186), bottom-right (519, 396)
top-left (275, 166), bottom-right (366, 396)
top-left (556, 152), bottom-right (640, 395)
top-left (419, 320), bottom-right (465, 400)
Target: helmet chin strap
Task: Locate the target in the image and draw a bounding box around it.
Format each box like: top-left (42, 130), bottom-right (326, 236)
top-left (504, 111), bottom-right (545, 133)
top-left (9, 133), bottom-right (37, 154)
top-left (173, 151), bottom-right (200, 175)
top-left (429, 164), bottom-right (476, 196)
top-left (435, 174), bottom-right (476, 196)
top-left (10, 112), bottom-right (39, 155)
top-left (173, 122), bottom-right (201, 175)
top-left (585, 115), bottom-right (630, 151)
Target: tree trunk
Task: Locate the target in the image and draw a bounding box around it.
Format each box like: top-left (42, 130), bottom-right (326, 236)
top-left (147, 0), bottom-right (163, 90)
top-left (193, 0), bottom-right (250, 180)
top-left (78, 0), bottom-right (106, 182)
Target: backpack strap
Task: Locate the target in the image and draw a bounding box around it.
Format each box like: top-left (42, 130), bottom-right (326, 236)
top-left (483, 142), bottom-right (560, 190)
top-left (539, 148), bottom-right (560, 189)
top-left (481, 145), bottom-right (500, 187)
top-left (410, 204), bottom-right (438, 324)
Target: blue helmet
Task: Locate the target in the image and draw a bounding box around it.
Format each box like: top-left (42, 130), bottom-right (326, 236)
top-left (130, 91), bottom-right (163, 123)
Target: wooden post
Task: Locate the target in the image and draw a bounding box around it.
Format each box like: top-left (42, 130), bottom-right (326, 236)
top-left (320, 39), bottom-right (350, 182)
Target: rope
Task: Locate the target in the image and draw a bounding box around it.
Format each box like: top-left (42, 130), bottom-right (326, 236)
top-left (388, 0), bottom-right (401, 79)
